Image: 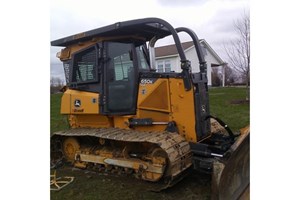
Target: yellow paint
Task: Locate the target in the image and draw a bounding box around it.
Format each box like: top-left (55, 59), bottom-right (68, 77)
top-left (136, 78), bottom-right (197, 142)
top-left (135, 78), bottom-right (171, 132)
top-left (60, 92), bottom-right (71, 114)
top-left (69, 114), bottom-right (113, 128)
top-left (61, 89), bottom-right (99, 114)
top-left (61, 89), bottom-right (113, 128)
top-left (61, 79), bottom-right (198, 142)
top-left (113, 116), bottom-right (131, 129)
top-left (169, 79), bottom-right (197, 142)
top-left (138, 79), bottom-right (171, 113)
top-left (75, 153), bottom-right (164, 181)
top-left (60, 77), bottom-right (197, 142)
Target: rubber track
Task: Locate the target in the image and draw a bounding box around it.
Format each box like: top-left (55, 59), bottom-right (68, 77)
top-left (53, 127), bottom-right (192, 180)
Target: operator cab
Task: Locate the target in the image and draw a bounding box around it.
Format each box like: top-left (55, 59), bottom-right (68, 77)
top-left (60, 39), bottom-right (151, 115)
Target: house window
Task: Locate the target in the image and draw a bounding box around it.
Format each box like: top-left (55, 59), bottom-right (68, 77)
top-left (164, 60), bottom-right (171, 72)
top-left (156, 60), bottom-right (172, 72)
top-left (157, 61), bottom-right (164, 72)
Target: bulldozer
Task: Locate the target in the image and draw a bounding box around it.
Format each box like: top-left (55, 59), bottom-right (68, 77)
top-left (51, 18), bottom-right (249, 199)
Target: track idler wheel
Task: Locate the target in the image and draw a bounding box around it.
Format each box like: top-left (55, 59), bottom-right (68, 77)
top-left (150, 148), bottom-right (167, 166)
top-left (62, 137), bottom-right (80, 162)
top-left (139, 147), bottom-right (168, 182)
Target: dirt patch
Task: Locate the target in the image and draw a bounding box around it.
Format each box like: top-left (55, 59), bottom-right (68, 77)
top-left (230, 99), bottom-right (250, 105)
top-left (51, 166), bottom-right (211, 200)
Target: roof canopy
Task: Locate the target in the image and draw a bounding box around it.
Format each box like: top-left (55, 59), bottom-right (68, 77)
top-left (51, 18), bottom-right (173, 47)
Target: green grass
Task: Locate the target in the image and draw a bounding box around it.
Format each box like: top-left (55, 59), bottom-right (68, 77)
top-left (50, 93), bottom-right (69, 134)
top-left (209, 87), bottom-right (250, 132)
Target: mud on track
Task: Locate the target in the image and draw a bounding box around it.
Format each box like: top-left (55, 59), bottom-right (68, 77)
top-left (51, 166), bottom-right (211, 200)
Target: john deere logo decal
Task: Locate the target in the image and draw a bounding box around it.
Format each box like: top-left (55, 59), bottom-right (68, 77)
top-left (74, 99), bottom-right (81, 107)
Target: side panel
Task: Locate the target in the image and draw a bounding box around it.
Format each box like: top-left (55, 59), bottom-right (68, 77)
top-left (135, 78), bottom-right (171, 132)
top-left (60, 91), bottom-right (71, 114)
top-left (136, 77), bottom-right (197, 143)
top-left (60, 89), bottom-right (113, 128)
top-left (69, 114), bottom-right (113, 128)
top-left (61, 89), bottom-right (99, 114)
top-left (138, 78), bottom-right (171, 113)
top-left (169, 78), bottom-right (197, 142)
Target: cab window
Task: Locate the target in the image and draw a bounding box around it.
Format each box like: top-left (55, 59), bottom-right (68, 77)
top-left (72, 46), bottom-right (98, 83)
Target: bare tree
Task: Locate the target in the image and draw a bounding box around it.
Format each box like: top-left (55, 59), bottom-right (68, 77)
top-left (50, 77), bottom-right (64, 87)
top-left (224, 64), bottom-right (238, 86)
top-left (50, 77), bottom-right (65, 94)
top-left (224, 12), bottom-right (250, 99)
top-left (211, 67), bottom-right (222, 86)
top-left (50, 76), bottom-right (55, 87)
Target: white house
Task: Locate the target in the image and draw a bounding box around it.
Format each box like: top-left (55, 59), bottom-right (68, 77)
top-left (155, 39), bottom-right (225, 86)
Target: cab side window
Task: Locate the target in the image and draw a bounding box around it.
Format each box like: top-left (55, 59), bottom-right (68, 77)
top-left (72, 47), bottom-right (98, 83)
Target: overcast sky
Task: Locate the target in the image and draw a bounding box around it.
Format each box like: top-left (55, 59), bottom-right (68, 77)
top-left (50, 0), bottom-right (249, 80)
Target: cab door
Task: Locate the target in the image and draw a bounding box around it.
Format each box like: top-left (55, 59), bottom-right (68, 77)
top-left (101, 42), bottom-right (138, 115)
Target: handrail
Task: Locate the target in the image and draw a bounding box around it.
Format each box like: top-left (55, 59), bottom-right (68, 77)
top-left (175, 27), bottom-right (207, 74)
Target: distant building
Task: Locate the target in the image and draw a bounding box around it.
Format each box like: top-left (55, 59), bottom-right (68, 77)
top-left (155, 39), bottom-right (225, 86)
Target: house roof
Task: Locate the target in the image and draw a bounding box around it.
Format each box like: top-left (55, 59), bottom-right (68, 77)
top-left (155, 41), bottom-right (195, 57)
top-left (155, 39), bottom-right (225, 65)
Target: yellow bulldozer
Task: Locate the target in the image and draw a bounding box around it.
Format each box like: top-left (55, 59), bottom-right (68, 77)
top-left (51, 18), bottom-right (249, 199)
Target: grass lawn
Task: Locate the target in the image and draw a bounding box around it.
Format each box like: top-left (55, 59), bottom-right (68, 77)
top-left (209, 87), bottom-right (250, 132)
top-left (50, 93), bottom-right (69, 134)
